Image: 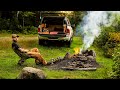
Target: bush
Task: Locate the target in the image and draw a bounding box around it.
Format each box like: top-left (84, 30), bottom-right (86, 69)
top-left (29, 26), bottom-right (38, 34)
top-left (94, 14), bottom-right (120, 58)
top-left (94, 24), bottom-right (120, 58)
top-left (110, 45), bottom-right (120, 79)
top-left (0, 26), bottom-right (37, 34)
top-left (0, 18), bottom-right (10, 30)
top-left (22, 26), bottom-right (38, 34)
top-left (94, 29), bottom-right (109, 48)
top-left (104, 33), bottom-right (120, 58)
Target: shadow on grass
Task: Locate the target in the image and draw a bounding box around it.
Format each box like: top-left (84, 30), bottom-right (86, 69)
top-left (39, 40), bottom-right (71, 48)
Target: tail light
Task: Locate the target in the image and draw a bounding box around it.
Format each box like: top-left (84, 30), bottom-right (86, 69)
top-left (38, 27), bottom-right (40, 33)
top-left (38, 25), bottom-right (41, 33)
top-left (66, 29), bottom-right (70, 34)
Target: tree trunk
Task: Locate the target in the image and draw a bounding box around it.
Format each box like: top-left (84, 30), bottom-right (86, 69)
top-left (23, 16), bottom-right (24, 30)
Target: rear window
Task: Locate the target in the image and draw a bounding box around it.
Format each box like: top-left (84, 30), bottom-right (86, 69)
top-left (42, 17), bottom-right (64, 25)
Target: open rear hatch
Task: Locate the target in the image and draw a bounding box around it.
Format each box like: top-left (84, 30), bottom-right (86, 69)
top-left (38, 16), bottom-right (69, 39)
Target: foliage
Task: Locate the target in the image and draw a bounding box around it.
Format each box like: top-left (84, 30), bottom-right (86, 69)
top-left (66, 11), bottom-right (86, 35)
top-left (94, 14), bottom-right (120, 58)
top-left (22, 26), bottom-right (38, 34)
top-left (109, 45), bottom-right (120, 79)
top-left (0, 18), bottom-right (10, 30)
top-left (93, 13), bottom-right (120, 79)
top-left (95, 31), bottom-right (120, 58)
top-left (0, 11), bottom-right (85, 34)
top-left (94, 28), bottom-right (109, 47)
top-left (102, 32), bottom-right (120, 58)
top-left (67, 11), bottom-right (86, 26)
top-left (0, 11), bottom-right (36, 34)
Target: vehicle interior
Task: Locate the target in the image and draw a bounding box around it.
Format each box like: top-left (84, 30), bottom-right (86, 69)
top-left (41, 17), bottom-right (67, 34)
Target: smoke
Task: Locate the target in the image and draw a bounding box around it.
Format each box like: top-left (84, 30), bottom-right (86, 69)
top-left (76, 11), bottom-right (120, 52)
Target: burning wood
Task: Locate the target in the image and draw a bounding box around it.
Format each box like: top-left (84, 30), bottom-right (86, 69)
top-left (46, 49), bottom-right (99, 71)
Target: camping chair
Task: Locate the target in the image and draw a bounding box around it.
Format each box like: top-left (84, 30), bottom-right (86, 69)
top-left (12, 48), bottom-right (32, 65)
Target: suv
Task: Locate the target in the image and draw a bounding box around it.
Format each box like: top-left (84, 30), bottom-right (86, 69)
top-left (38, 16), bottom-right (74, 47)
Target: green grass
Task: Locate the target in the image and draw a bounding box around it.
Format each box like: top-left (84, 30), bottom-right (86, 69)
top-left (0, 34), bottom-right (113, 79)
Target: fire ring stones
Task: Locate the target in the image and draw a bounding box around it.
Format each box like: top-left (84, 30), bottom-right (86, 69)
top-left (46, 50), bottom-right (99, 71)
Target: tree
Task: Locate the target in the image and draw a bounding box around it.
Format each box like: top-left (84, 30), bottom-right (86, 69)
top-left (18, 11), bottom-right (35, 30)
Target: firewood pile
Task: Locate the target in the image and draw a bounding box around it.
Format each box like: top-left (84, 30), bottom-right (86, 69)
top-left (46, 50), bottom-right (99, 71)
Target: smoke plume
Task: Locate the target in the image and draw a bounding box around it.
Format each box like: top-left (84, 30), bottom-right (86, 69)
top-left (76, 11), bottom-right (120, 52)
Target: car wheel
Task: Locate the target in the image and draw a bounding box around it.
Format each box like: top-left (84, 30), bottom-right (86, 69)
top-left (38, 39), bottom-right (43, 45)
top-left (44, 41), bottom-right (48, 45)
top-left (66, 39), bottom-right (72, 48)
top-left (67, 41), bottom-right (71, 47)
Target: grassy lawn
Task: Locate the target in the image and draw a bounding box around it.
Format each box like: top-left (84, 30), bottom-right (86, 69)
top-left (0, 33), bottom-right (113, 79)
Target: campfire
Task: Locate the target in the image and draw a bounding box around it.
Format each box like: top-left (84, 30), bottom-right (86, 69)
top-left (46, 48), bottom-right (99, 71)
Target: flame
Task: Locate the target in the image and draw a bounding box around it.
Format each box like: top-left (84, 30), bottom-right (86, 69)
top-left (74, 48), bottom-right (80, 54)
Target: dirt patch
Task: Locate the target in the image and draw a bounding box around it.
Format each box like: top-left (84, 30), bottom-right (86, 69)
top-left (46, 50), bottom-right (100, 71)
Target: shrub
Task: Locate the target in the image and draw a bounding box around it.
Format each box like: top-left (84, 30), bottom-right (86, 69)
top-left (94, 29), bottom-right (109, 48)
top-left (94, 25), bottom-right (120, 58)
top-left (94, 14), bottom-right (120, 58)
top-left (110, 45), bottom-right (120, 79)
top-left (29, 26), bottom-right (38, 34)
top-left (0, 18), bottom-right (10, 30)
top-left (103, 33), bottom-right (120, 58)
top-left (22, 26), bottom-right (38, 34)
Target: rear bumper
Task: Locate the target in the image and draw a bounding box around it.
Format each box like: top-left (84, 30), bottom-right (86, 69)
top-left (38, 34), bottom-right (70, 41)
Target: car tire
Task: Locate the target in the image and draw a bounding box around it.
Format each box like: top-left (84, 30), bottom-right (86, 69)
top-left (66, 38), bottom-right (72, 48)
top-left (67, 41), bottom-right (71, 48)
top-left (38, 39), bottom-right (43, 45)
top-left (44, 40), bottom-right (48, 45)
